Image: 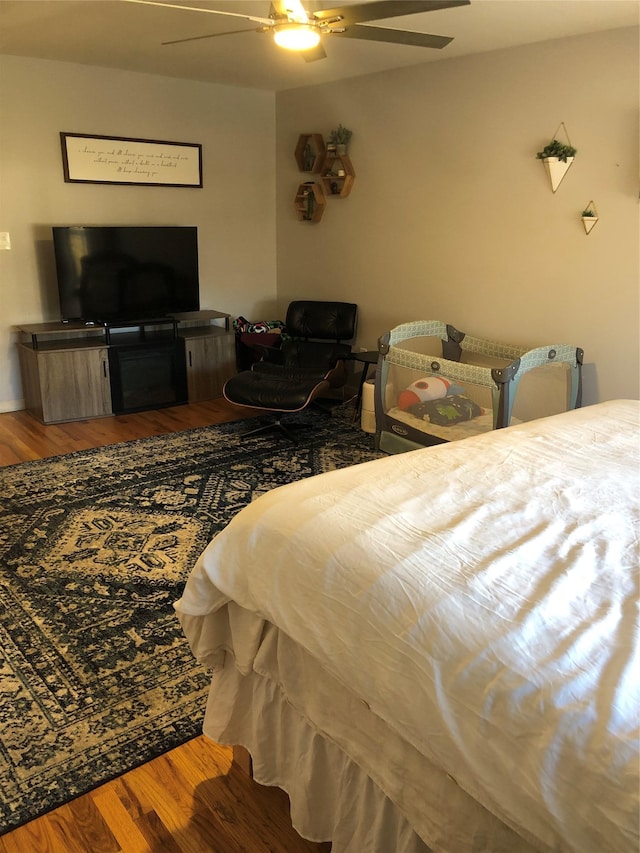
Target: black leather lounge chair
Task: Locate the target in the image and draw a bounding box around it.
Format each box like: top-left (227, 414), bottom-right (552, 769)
top-left (223, 300), bottom-right (358, 442)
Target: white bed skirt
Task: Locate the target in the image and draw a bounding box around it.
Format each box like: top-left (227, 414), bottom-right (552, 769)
top-left (205, 661), bottom-right (432, 853)
top-left (179, 606), bottom-right (541, 853)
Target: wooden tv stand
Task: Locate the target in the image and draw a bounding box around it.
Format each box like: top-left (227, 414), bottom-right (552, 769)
top-left (15, 310), bottom-right (236, 424)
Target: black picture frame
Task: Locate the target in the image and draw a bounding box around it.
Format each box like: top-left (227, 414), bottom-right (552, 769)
top-left (60, 132), bottom-right (203, 188)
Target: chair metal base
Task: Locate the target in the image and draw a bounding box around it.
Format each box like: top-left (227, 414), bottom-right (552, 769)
top-left (240, 415), bottom-right (313, 444)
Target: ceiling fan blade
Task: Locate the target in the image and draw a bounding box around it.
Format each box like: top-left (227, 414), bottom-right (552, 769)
top-left (333, 25), bottom-right (452, 49)
top-left (162, 27), bottom-right (257, 46)
top-left (314, 0), bottom-right (469, 26)
top-left (271, 0), bottom-right (309, 24)
top-left (121, 0), bottom-right (274, 26)
top-left (302, 42), bottom-right (328, 62)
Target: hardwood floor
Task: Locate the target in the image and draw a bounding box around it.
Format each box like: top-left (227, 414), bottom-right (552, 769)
top-left (0, 399), bottom-right (258, 466)
top-left (0, 401), bottom-right (331, 853)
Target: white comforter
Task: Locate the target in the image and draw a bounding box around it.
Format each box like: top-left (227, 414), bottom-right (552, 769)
top-left (176, 400), bottom-right (640, 852)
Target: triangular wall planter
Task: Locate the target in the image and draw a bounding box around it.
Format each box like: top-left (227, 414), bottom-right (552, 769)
top-left (542, 156), bottom-right (574, 192)
top-left (581, 201), bottom-right (599, 234)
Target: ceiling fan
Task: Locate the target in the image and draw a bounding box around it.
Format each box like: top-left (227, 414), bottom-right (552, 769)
top-left (122, 0), bottom-right (470, 62)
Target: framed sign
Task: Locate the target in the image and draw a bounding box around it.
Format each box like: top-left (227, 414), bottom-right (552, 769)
top-left (60, 132), bottom-right (203, 187)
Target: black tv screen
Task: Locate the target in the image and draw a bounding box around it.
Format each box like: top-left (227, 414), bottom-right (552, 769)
top-left (52, 225), bottom-right (200, 323)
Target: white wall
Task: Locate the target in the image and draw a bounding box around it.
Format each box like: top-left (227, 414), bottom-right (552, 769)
top-left (276, 27), bottom-right (640, 406)
top-left (0, 55), bottom-right (277, 411)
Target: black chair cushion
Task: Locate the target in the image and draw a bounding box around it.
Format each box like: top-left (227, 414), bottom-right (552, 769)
top-left (276, 340), bottom-right (352, 371)
top-left (286, 301), bottom-right (357, 341)
top-left (224, 369), bottom-right (329, 411)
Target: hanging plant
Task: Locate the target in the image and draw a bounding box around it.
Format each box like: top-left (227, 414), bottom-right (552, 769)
top-left (537, 132), bottom-right (576, 192)
top-left (581, 202), bottom-right (599, 234)
top-left (536, 139), bottom-right (577, 162)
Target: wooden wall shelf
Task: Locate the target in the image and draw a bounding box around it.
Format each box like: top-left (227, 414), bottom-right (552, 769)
top-left (293, 132), bottom-right (356, 220)
top-left (320, 151), bottom-right (355, 198)
top-left (294, 181), bottom-right (326, 223)
top-left (294, 134), bottom-right (326, 173)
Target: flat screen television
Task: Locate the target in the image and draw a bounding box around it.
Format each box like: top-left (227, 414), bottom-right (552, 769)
top-left (52, 225), bottom-right (200, 323)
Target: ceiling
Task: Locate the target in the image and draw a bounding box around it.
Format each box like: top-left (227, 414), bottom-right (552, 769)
top-left (0, 0), bottom-right (638, 92)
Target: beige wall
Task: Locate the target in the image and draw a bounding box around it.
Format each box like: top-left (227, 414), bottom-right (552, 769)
top-left (0, 55), bottom-right (277, 411)
top-left (276, 27), bottom-right (639, 406)
top-left (1, 27), bottom-right (638, 413)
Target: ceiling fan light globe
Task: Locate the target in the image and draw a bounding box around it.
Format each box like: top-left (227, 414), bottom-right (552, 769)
top-left (273, 24), bottom-right (320, 51)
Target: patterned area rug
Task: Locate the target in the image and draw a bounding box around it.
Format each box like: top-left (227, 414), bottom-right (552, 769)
top-left (0, 409), bottom-right (383, 834)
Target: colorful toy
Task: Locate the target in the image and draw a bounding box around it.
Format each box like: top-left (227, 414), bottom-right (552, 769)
top-left (398, 376), bottom-right (463, 410)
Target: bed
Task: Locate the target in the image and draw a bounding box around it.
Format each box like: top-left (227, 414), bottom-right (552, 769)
top-left (175, 399), bottom-right (639, 853)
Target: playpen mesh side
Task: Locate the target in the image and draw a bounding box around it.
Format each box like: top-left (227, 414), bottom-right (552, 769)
top-left (377, 322), bottom-right (582, 452)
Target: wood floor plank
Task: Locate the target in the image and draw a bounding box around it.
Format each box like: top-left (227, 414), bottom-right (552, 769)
top-left (114, 747), bottom-right (243, 853)
top-left (0, 402), bottom-right (331, 852)
top-left (176, 736), bottom-right (233, 780)
top-left (0, 444), bottom-right (23, 465)
top-left (128, 752), bottom-right (231, 851)
top-left (59, 795), bottom-right (121, 853)
top-left (165, 748), bottom-right (278, 853)
top-left (134, 810), bottom-right (185, 853)
top-left (109, 776), bottom-right (154, 826)
top-left (2, 808), bottom-right (86, 853)
top-left (74, 805), bottom-right (115, 853)
top-left (90, 786), bottom-right (152, 853)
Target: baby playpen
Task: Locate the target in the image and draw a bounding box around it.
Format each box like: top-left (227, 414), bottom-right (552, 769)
top-left (375, 321), bottom-right (583, 454)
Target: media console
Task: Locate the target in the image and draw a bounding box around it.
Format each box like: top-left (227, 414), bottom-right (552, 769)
top-left (15, 310), bottom-right (235, 424)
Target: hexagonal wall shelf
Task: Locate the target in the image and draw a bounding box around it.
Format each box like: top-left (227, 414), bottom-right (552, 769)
top-left (295, 134), bottom-right (326, 174)
top-left (294, 181), bottom-right (326, 223)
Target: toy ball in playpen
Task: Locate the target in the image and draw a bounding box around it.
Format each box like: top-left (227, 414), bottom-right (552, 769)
top-left (398, 376), bottom-right (456, 410)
